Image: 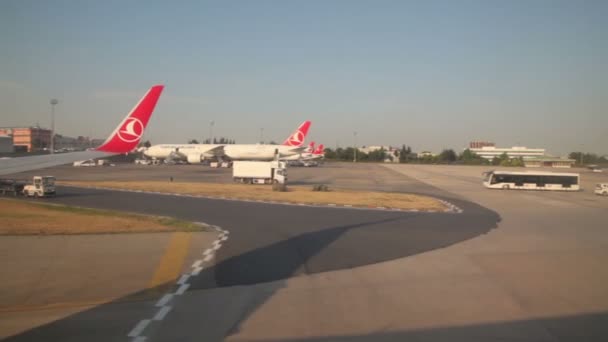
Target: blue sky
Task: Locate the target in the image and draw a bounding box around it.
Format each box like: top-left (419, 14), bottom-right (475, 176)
top-left (1, 0), bottom-right (606, 155)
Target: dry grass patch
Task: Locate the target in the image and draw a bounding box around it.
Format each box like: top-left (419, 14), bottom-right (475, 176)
top-left (61, 181), bottom-right (446, 211)
top-left (0, 198), bottom-right (202, 235)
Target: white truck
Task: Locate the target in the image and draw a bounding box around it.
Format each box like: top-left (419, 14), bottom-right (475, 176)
top-left (233, 161), bottom-right (287, 184)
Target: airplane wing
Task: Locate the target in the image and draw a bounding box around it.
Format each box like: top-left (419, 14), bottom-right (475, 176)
top-left (288, 146), bottom-right (308, 153)
top-left (0, 85), bottom-right (164, 177)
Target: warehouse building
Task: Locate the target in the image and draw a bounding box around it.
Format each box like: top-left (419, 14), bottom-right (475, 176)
top-left (0, 127), bottom-right (51, 152)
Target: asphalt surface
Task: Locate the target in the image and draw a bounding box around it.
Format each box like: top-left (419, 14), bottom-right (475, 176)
top-left (4, 162), bottom-right (607, 341)
top-left (44, 182), bottom-right (498, 289)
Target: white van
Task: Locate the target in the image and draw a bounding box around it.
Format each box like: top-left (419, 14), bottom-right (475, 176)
top-left (595, 183), bottom-right (608, 196)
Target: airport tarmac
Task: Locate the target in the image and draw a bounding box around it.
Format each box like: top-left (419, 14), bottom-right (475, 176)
top-left (2, 162), bottom-right (608, 341)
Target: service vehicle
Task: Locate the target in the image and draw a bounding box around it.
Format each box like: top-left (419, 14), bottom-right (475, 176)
top-left (22, 176), bottom-right (56, 198)
top-left (233, 161), bottom-right (287, 184)
top-left (134, 158), bottom-right (151, 165)
top-left (483, 170), bottom-right (580, 191)
top-left (587, 165), bottom-right (603, 173)
top-left (73, 159), bottom-right (96, 167)
top-left (595, 183), bottom-right (608, 196)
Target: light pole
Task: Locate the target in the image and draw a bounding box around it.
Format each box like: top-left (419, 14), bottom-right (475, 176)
top-left (353, 131), bottom-right (358, 162)
top-left (209, 120), bottom-right (214, 143)
top-left (50, 99), bottom-right (58, 154)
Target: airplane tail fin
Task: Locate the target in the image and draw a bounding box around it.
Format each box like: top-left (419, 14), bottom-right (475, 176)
top-left (314, 144), bottom-right (324, 155)
top-left (282, 120), bottom-right (311, 147)
top-left (96, 85), bottom-right (164, 153)
top-left (308, 141), bottom-right (315, 153)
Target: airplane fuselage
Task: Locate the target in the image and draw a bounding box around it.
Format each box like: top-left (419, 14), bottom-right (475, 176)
top-left (144, 144), bottom-right (301, 161)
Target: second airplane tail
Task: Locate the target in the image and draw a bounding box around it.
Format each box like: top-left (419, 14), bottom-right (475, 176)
top-left (282, 120), bottom-right (311, 147)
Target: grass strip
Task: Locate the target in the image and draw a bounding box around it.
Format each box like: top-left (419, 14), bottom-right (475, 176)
top-left (0, 198), bottom-right (205, 235)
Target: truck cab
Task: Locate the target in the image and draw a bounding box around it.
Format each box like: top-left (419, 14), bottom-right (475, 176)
top-left (23, 176), bottom-right (56, 198)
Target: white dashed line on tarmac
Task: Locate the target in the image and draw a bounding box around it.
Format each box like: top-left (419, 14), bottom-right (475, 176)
top-left (153, 306), bottom-right (172, 321)
top-left (175, 283), bottom-right (190, 295)
top-left (126, 222), bottom-right (230, 341)
top-left (177, 274), bottom-right (190, 285)
top-left (155, 294), bottom-right (173, 307)
top-left (128, 319), bottom-right (151, 337)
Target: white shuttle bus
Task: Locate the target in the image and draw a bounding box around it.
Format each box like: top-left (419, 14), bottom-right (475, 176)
top-left (483, 170), bottom-right (580, 191)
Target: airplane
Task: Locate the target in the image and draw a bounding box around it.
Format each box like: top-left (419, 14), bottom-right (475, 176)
top-left (281, 142), bottom-right (319, 161)
top-left (311, 144), bottom-right (325, 160)
top-left (143, 121), bottom-right (312, 163)
top-left (0, 85), bottom-right (164, 176)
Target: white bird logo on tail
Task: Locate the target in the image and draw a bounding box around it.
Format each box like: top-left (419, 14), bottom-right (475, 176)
top-left (117, 117), bottom-right (144, 143)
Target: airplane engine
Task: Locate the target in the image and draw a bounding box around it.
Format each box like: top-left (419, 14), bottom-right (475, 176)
top-left (186, 154), bottom-right (205, 164)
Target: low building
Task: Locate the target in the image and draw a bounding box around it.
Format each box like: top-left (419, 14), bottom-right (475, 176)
top-left (469, 146), bottom-right (545, 160)
top-left (523, 157), bottom-right (575, 168)
top-left (0, 127), bottom-right (51, 152)
top-left (0, 135), bottom-right (13, 153)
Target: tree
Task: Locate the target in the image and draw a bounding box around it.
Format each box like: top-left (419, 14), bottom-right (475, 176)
top-left (324, 148), bottom-right (337, 159)
top-left (368, 148), bottom-right (386, 162)
top-left (188, 139), bottom-right (199, 144)
top-left (459, 148), bottom-right (486, 165)
top-left (144, 140), bottom-right (151, 148)
top-left (492, 152), bottom-right (509, 166)
top-left (438, 149), bottom-right (457, 163)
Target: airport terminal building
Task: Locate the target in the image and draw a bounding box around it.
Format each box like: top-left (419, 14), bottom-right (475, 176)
top-left (469, 146), bottom-right (546, 160)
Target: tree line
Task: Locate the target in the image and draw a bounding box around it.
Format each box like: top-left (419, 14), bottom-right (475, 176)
top-left (323, 146), bottom-right (608, 166)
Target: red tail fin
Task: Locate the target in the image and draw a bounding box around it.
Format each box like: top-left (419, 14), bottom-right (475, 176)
top-left (308, 141), bottom-right (315, 153)
top-left (282, 121), bottom-right (311, 147)
top-left (96, 85), bottom-right (164, 153)
top-left (314, 144), bottom-right (324, 155)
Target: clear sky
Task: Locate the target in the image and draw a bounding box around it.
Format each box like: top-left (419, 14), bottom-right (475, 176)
top-left (1, 0), bottom-right (606, 155)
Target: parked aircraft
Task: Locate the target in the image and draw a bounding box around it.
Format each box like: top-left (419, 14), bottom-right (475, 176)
top-left (144, 121), bottom-right (311, 163)
top-left (281, 142), bottom-right (324, 161)
top-left (0, 85), bottom-right (164, 176)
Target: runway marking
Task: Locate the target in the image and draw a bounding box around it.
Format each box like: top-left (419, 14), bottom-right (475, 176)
top-left (127, 223), bottom-right (230, 341)
top-left (155, 294), bottom-right (173, 307)
top-left (153, 306), bottom-right (172, 321)
top-left (147, 232), bottom-right (192, 292)
top-left (177, 274), bottom-right (190, 285)
top-left (70, 185), bottom-right (464, 214)
top-left (128, 319), bottom-right (151, 337)
top-left (175, 283), bottom-right (190, 295)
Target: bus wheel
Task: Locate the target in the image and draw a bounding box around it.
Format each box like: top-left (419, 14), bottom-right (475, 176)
top-left (502, 185), bottom-right (510, 190)
top-left (33, 193), bottom-right (39, 199)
